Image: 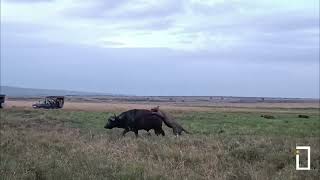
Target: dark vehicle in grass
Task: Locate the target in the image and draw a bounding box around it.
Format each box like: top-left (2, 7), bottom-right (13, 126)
top-left (0, 94), bottom-right (5, 108)
top-left (32, 96), bottom-right (65, 109)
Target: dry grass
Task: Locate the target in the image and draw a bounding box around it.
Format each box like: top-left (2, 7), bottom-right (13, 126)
top-left (4, 100), bottom-right (320, 113)
top-left (0, 108), bottom-right (319, 180)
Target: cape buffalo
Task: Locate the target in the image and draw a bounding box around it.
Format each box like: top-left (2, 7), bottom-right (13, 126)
top-left (151, 106), bottom-right (190, 135)
top-left (104, 109), bottom-right (165, 137)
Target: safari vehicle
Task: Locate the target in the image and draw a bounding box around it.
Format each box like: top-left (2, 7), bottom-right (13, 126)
top-left (32, 96), bottom-right (65, 109)
top-left (0, 94), bottom-right (5, 108)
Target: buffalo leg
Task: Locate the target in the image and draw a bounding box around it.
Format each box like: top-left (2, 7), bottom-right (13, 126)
top-left (155, 128), bottom-right (165, 136)
top-left (173, 128), bottom-right (179, 135)
top-left (154, 129), bottom-right (160, 136)
top-left (122, 129), bottom-right (129, 136)
top-left (134, 130), bottom-right (139, 138)
top-left (160, 129), bottom-right (165, 136)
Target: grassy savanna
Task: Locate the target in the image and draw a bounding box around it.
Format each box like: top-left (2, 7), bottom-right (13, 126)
top-left (0, 107), bottom-right (319, 180)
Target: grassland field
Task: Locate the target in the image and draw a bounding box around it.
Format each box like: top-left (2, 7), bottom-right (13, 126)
top-left (0, 102), bottom-right (319, 180)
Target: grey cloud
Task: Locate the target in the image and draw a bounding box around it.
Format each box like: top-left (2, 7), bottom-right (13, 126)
top-left (187, 0), bottom-right (318, 34)
top-left (249, 12), bottom-right (319, 33)
top-left (101, 41), bottom-right (124, 46)
top-left (1, 34), bottom-right (318, 97)
top-left (185, 10), bottom-right (319, 35)
top-left (122, 19), bottom-right (174, 31)
top-left (64, 0), bottom-right (129, 19)
top-left (180, 46), bottom-right (318, 64)
top-left (176, 6), bottom-right (319, 56)
top-left (189, 0), bottom-right (265, 17)
top-left (1, 22), bottom-right (57, 34)
top-left (1, 0), bottom-right (319, 97)
top-left (4, 0), bottom-right (53, 3)
top-left (113, 1), bottom-right (184, 20)
top-left (65, 0), bottom-right (185, 21)
top-left (63, 0), bottom-right (183, 31)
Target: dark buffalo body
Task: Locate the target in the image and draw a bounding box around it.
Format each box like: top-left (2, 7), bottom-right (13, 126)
top-left (105, 109), bottom-right (165, 137)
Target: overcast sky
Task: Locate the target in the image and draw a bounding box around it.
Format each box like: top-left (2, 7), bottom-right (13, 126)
top-left (1, 0), bottom-right (319, 98)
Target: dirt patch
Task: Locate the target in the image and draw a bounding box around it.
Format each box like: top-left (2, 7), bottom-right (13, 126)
top-left (4, 100), bottom-right (319, 113)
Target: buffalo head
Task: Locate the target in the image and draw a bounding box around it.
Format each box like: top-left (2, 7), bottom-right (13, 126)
top-left (104, 114), bottom-right (120, 129)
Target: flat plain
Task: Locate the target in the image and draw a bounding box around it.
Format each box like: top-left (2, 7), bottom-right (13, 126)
top-left (0, 98), bottom-right (319, 180)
